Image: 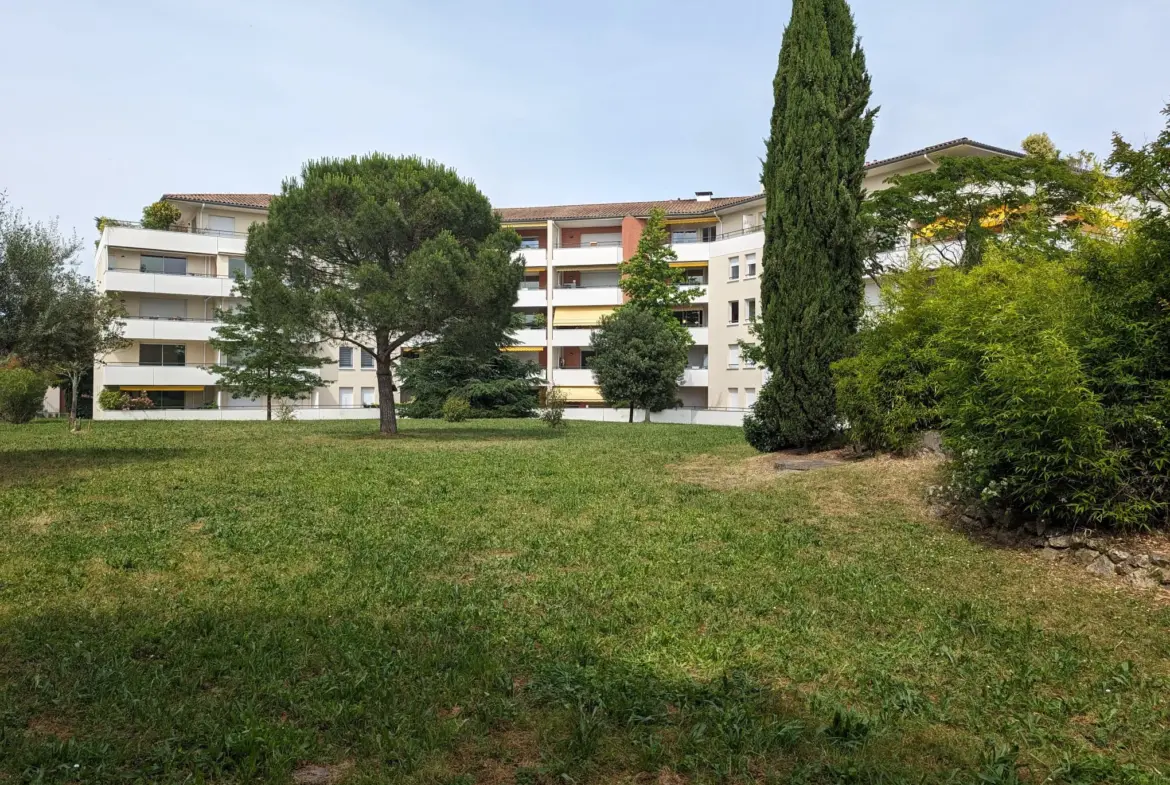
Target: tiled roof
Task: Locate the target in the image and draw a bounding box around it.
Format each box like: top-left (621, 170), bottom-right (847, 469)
top-left (864, 138), bottom-right (1023, 169)
top-left (162, 193), bottom-right (274, 210)
top-left (495, 194), bottom-right (763, 223)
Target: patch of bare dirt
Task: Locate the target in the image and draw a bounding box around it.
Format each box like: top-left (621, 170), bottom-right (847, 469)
top-left (447, 726), bottom-right (542, 785)
top-left (291, 760), bottom-right (353, 785)
top-left (18, 512), bottom-right (56, 535)
top-left (26, 715), bottom-right (73, 739)
top-left (798, 455), bottom-right (943, 518)
top-left (667, 453), bottom-right (790, 491)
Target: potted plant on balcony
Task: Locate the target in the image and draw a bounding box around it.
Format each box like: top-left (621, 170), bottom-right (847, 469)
top-left (141, 201), bottom-right (182, 231)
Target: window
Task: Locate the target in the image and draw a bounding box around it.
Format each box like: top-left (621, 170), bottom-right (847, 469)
top-left (360, 349), bottom-right (375, 370)
top-left (228, 257), bottom-right (252, 280)
top-left (519, 236), bottom-right (541, 249)
top-left (361, 387), bottom-right (375, 407)
top-left (146, 390), bottom-right (186, 409)
top-left (745, 388), bottom-right (758, 408)
top-left (682, 268), bottom-right (707, 285)
top-left (674, 309), bottom-right (704, 327)
top-left (140, 255), bottom-right (187, 276)
top-left (580, 349), bottom-right (597, 368)
top-left (671, 229), bottom-right (698, 244)
top-left (729, 256), bottom-right (740, 281)
top-left (139, 298), bottom-right (187, 320)
top-left (728, 388), bottom-right (740, 408)
top-left (728, 300), bottom-right (739, 325)
top-left (745, 298), bottom-right (757, 322)
top-left (339, 387), bottom-right (354, 408)
top-left (339, 346), bottom-right (354, 369)
top-left (727, 344), bottom-right (741, 369)
top-left (139, 343), bottom-right (186, 366)
top-left (701, 226), bottom-right (718, 242)
top-left (208, 215), bottom-right (236, 236)
top-left (742, 215), bottom-right (754, 232)
top-left (521, 272), bottom-right (543, 290)
top-left (744, 354), bottom-right (757, 369)
top-left (745, 253), bottom-right (757, 278)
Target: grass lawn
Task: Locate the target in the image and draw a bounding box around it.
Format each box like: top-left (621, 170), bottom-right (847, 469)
top-left (1, 419), bottom-right (1168, 784)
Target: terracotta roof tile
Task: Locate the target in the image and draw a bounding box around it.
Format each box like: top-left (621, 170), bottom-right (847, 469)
top-left (864, 138), bottom-right (1023, 169)
top-left (496, 194), bottom-right (763, 223)
top-left (162, 193), bottom-right (273, 210)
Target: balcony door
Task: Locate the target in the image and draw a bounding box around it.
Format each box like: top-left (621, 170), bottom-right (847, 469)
top-left (208, 216), bottom-right (236, 237)
top-left (339, 387), bottom-right (354, 408)
top-left (139, 298), bottom-right (187, 320)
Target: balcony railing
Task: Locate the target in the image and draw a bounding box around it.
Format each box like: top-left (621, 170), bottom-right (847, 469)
top-left (669, 224), bottom-right (764, 244)
top-left (555, 239), bottom-right (622, 248)
top-left (102, 220), bottom-right (250, 239)
top-left (106, 361), bottom-right (216, 368)
top-left (555, 281), bottom-right (620, 289)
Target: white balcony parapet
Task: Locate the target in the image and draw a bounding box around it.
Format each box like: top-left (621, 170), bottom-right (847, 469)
top-left (514, 248), bottom-right (547, 266)
top-left (688, 327), bottom-right (709, 345)
top-left (512, 328), bottom-right (547, 347)
top-left (678, 284), bottom-right (708, 304)
top-left (552, 368), bottom-right (596, 386)
top-left (551, 286), bottom-right (623, 307)
top-left (516, 288), bottom-right (548, 308)
top-left (552, 245), bottom-right (623, 266)
top-left (551, 328), bottom-right (595, 347)
top-left (671, 242), bottom-right (711, 262)
top-left (104, 270), bottom-right (238, 298)
top-left (103, 364), bottom-right (219, 387)
top-left (104, 225), bottom-right (247, 258)
top-left (681, 369), bottom-right (709, 387)
top-left (121, 318), bottom-right (218, 342)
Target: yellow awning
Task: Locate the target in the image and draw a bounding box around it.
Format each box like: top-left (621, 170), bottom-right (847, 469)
top-left (118, 385), bottom-right (206, 391)
top-left (666, 217), bottom-right (718, 225)
top-left (669, 261), bottom-right (709, 268)
top-left (500, 346), bottom-right (541, 353)
top-left (559, 386), bottom-right (604, 403)
top-left (523, 264), bottom-right (546, 271)
top-left (505, 222), bottom-right (547, 229)
top-left (553, 306), bottom-right (616, 327)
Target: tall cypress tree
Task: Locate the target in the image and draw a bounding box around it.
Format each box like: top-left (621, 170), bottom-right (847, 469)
top-left (745, 0), bottom-right (875, 451)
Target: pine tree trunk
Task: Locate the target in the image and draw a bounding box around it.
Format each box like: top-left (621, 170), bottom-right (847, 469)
top-left (628, 402), bottom-right (634, 423)
top-left (376, 343), bottom-right (398, 436)
top-left (266, 394), bottom-right (271, 421)
top-left (68, 371), bottom-right (80, 433)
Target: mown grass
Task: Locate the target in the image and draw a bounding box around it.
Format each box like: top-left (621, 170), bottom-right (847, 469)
top-left (1, 418), bottom-right (1168, 784)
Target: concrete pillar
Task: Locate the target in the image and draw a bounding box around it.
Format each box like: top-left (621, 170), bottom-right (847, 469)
top-left (545, 219), bottom-right (555, 387)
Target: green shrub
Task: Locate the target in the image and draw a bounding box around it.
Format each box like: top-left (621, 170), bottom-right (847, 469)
top-left (0, 367), bottom-right (49, 424)
top-left (442, 395), bottom-right (471, 423)
top-left (141, 201), bottom-right (182, 230)
top-left (541, 386), bottom-right (567, 429)
top-left (832, 262), bottom-right (943, 453)
top-left (97, 388), bottom-right (154, 411)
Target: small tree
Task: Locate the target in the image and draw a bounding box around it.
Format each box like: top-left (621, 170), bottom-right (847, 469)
top-left (540, 386), bottom-right (567, 429)
top-left (247, 154), bottom-right (524, 435)
top-left (0, 361), bottom-right (49, 424)
top-left (24, 275), bottom-right (128, 431)
top-left (620, 207), bottom-right (700, 312)
top-left (590, 305), bottom-right (687, 423)
top-left (141, 201), bottom-right (182, 230)
top-left (210, 268), bottom-right (330, 420)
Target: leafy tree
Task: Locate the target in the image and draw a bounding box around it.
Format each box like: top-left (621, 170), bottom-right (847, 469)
top-left (0, 361), bottom-right (49, 424)
top-left (590, 305), bottom-right (687, 423)
top-left (141, 201), bottom-right (182, 230)
top-left (247, 154), bottom-right (523, 435)
top-left (863, 139), bottom-right (1110, 271)
top-left (398, 338), bottom-right (541, 419)
top-left (0, 194), bottom-right (82, 358)
top-left (23, 274), bottom-right (128, 431)
top-left (210, 268), bottom-right (330, 421)
top-left (746, 0), bottom-right (876, 452)
top-left (619, 207), bottom-right (699, 314)
top-left (540, 386), bottom-right (567, 429)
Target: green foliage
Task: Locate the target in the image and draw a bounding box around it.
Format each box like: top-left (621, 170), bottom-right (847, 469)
top-left (590, 305), bottom-right (688, 421)
top-left (541, 386), bottom-right (567, 429)
top-left (140, 200), bottom-right (182, 230)
top-left (247, 154), bottom-right (523, 435)
top-left (748, 0), bottom-right (875, 451)
top-left (210, 268), bottom-right (329, 421)
top-left (618, 207), bottom-right (697, 313)
top-left (441, 395), bottom-right (471, 423)
top-left (93, 216), bottom-right (128, 248)
top-left (0, 365), bottom-right (48, 423)
top-left (832, 262), bottom-right (943, 453)
top-left (97, 388), bottom-right (154, 411)
top-left (863, 141), bottom-right (1111, 271)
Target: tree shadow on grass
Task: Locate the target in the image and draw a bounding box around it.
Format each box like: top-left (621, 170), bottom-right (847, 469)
top-left (327, 426), bottom-right (564, 444)
top-left (0, 447), bottom-right (191, 489)
top-left (0, 599), bottom-right (1088, 785)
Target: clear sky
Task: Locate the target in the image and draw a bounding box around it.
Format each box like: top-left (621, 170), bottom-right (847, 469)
top-left (3, 0), bottom-right (1168, 276)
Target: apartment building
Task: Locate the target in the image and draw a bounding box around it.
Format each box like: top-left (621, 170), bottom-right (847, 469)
top-left (91, 138), bottom-right (1021, 419)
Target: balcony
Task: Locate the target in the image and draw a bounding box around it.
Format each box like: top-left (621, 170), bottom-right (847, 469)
top-left (103, 224), bottom-right (247, 257)
top-left (121, 317), bottom-right (218, 342)
top-left (513, 247), bottom-right (547, 266)
top-left (552, 285), bottom-right (623, 307)
top-left (552, 242), bottom-right (623, 266)
top-left (104, 269), bottom-right (238, 298)
top-left (516, 287), bottom-right (548, 308)
top-left (670, 242), bottom-right (712, 263)
top-left (551, 328), bottom-right (595, 347)
top-left (103, 363), bottom-right (219, 387)
top-left (681, 368), bottom-right (709, 387)
top-left (688, 327), bottom-right (709, 345)
top-left (552, 368), bottom-right (596, 386)
top-left (512, 328), bottom-right (547, 347)
top-left (678, 283), bottom-right (709, 304)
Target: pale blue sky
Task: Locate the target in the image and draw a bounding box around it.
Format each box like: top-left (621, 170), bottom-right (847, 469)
top-left (3, 0), bottom-right (1168, 276)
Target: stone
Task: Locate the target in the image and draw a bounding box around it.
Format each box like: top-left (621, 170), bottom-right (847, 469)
top-left (1128, 569), bottom-right (1161, 590)
top-left (1047, 535), bottom-right (1073, 549)
top-left (1039, 547), bottom-right (1064, 562)
top-left (1087, 538), bottom-right (1108, 551)
top-left (1129, 554), bottom-right (1151, 569)
top-left (1071, 548), bottom-right (1100, 567)
top-left (1149, 552), bottom-right (1170, 568)
top-left (927, 503), bottom-right (950, 520)
top-left (918, 430), bottom-right (944, 455)
top-left (1031, 519), bottom-right (1049, 537)
top-left (1069, 532), bottom-right (1090, 548)
top-left (1086, 554), bottom-right (1119, 578)
top-left (960, 515), bottom-right (979, 527)
top-left (1107, 549), bottom-right (1131, 565)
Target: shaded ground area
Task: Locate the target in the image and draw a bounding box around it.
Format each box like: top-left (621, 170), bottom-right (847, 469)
top-left (1, 419), bottom-right (1168, 784)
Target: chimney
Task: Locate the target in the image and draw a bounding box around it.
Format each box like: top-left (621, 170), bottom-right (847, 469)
top-left (695, 191), bottom-right (713, 203)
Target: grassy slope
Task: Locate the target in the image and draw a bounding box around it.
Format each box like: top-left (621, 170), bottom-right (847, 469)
top-left (0, 419), bottom-right (1168, 784)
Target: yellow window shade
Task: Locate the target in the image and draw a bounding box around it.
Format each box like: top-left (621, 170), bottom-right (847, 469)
top-left (118, 386), bottom-right (206, 391)
top-left (523, 264), bottom-right (546, 271)
top-left (669, 261), bottom-right (709, 268)
top-left (559, 386), bottom-right (604, 403)
top-left (665, 217), bottom-right (719, 225)
top-left (553, 306), bottom-right (616, 327)
top-left (505, 222), bottom-right (547, 229)
top-left (500, 346), bottom-right (541, 353)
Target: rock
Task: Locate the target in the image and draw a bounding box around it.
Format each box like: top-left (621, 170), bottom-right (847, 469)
top-left (918, 430), bottom-right (944, 455)
top-left (1039, 548), bottom-right (1064, 562)
top-left (1030, 519), bottom-right (1049, 537)
top-left (1047, 535), bottom-right (1073, 549)
top-left (1128, 569), bottom-right (1162, 590)
top-left (1087, 538), bottom-right (1108, 551)
top-left (1149, 552), bottom-right (1170, 568)
top-left (1129, 554), bottom-right (1151, 569)
top-left (1107, 548), bottom-right (1131, 565)
top-left (1069, 532), bottom-right (1090, 548)
top-left (1086, 554), bottom-right (1119, 578)
top-left (960, 515), bottom-right (979, 527)
top-left (1071, 548), bottom-right (1100, 567)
